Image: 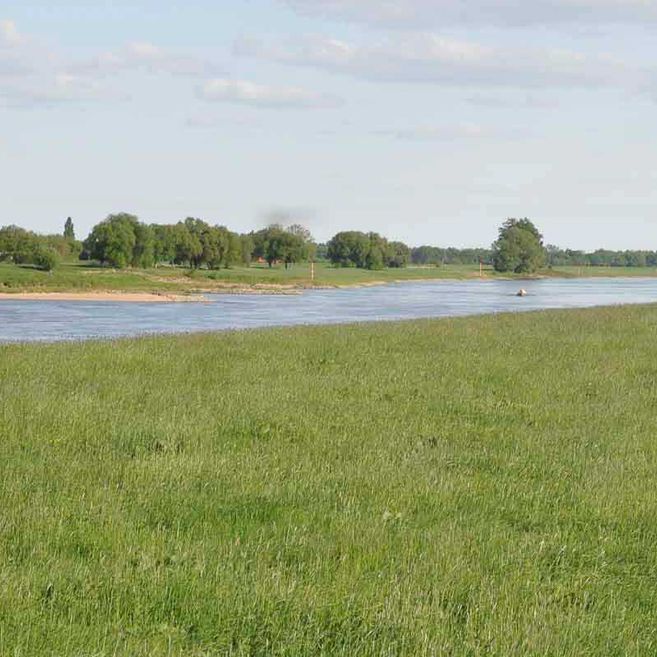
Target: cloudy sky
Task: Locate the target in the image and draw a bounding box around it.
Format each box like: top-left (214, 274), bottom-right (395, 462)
top-left (1, 1), bottom-right (656, 248)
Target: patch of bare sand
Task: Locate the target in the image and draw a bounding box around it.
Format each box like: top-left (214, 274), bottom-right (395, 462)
top-left (0, 292), bottom-right (206, 303)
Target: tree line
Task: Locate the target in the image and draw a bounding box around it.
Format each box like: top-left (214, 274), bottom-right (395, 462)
top-left (1, 213), bottom-right (655, 274)
top-left (79, 214), bottom-right (321, 270)
top-left (415, 220), bottom-right (657, 272)
top-left (0, 221), bottom-right (81, 271)
top-left (326, 232), bottom-right (410, 269)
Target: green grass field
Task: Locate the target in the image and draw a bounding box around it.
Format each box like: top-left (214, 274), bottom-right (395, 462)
top-left (2, 306), bottom-right (657, 655)
top-left (0, 261), bottom-right (491, 294)
top-left (3, 260), bottom-right (657, 295)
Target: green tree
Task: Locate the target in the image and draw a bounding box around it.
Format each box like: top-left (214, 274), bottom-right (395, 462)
top-left (326, 231), bottom-right (406, 270)
top-left (226, 231), bottom-right (244, 267)
top-left (365, 232), bottom-right (387, 270)
top-left (200, 225), bottom-right (231, 270)
top-left (287, 224), bottom-right (316, 262)
top-left (177, 218), bottom-right (206, 268)
top-left (492, 218), bottom-right (546, 274)
top-left (327, 231), bottom-right (370, 268)
top-left (132, 222), bottom-right (155, 268)
top-left (0, 225), bottom-right (61, 270)
top-left (43, 234), bottom-right (73, 257)
top-left (387, 241), bottom-right (410, 268)
top-left (63, 217), bottom-right (75, 241)
top-left (32, 244), bottom-right (60, 271)
top-left (0, 225), bottom-right (36, 263)
top-left (152, 224), bottom-right (178, 264)
top-left (251, 224), bottom-right (313, 268)
top-left (83, 213), bottom-right (138, 268)
top-left (240, 234), bottom-right (254, 266)
top-left (251, 225), bottom-right (284, 267)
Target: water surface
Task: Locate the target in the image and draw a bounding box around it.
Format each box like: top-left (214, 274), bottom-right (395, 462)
top-left (1, 278), bottom-right (656, 343)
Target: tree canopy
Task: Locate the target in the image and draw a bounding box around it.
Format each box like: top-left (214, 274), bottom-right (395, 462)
top-left (251, 224), bottom-right (314, 268)
top-left (82, 215), bottom-right (253, 270)
top-left (83, 213), bottom-right (141, 268)
top-left (0, 225), bottom-right (61, 270)
top-left (492, 218), bottom-right (546, 274)
top-left (326, 231), bottom-right (410, 270)
top-left (7, 213), bottom-right (657, 275)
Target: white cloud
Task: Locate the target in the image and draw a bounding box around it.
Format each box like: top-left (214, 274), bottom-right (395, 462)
top-left (0, 20), bottom-right (224, 108)
top-left (236, 34), bottom-right (637, 90)
top-left (282, 0), bottom-right (657, 27)
top-left (0, 72), bottom-right (124, 108)
top-left (375, 122), bottom-right (488, 141)
top-left (73, 42), bottom-right (223, 78)
top-left (198, 78), bottom-right (342, 108)
top-left (0, 19), bottom-right (22, 47)
top-left (184, 114), bottom-right (264, 129)
top-left (0, 18), bottom-right (32, 79)
top-left (466, 93), bottom-right (560, 109)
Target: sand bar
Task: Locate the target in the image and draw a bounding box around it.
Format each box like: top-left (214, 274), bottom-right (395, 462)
top-left (0, 292), bottom-right (206, 303)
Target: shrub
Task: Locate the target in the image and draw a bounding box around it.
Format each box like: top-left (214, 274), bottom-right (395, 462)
top-left (32, 245), bottom-right (60, 271)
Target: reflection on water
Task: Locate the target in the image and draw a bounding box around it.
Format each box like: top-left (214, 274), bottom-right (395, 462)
top-left (0, 278), bottom-right (656, 343)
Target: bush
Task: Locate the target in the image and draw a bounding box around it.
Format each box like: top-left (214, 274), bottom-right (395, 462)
top-left (32, 245), bottom-right (60, 271)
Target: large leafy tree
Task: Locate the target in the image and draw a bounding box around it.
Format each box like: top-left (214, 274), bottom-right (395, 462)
top-left (132, 222), bottom-right (155, 268)
top-left (287, 223), bottom-right (316, 262)
top-left (0, 224), bottom-right (61, 270)
top-left (0, 225), bottom-right (35, 263)
top-left (174, 218), bottom-right (205, 268)
top-left (327, 231), bottom-right (410, 270)
top-left (200, 225), bottom-right (234, 270)
top-left (492, 218), bottom-right (546, 274)
top-left (83, 213), bottom-right (138, 268)
top-left (149, 221), bottom-right (246, 269)
top-left (388, 241), bottom-right (411, 268)
top-left (152, 224), bottom-right (178, 264)
top-left (326, 231), bottom-right (370, 268)
top-left (251, 225), bottom-right (309, 268)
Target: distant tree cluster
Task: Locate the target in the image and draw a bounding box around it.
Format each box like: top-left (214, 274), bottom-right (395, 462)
top-left (546, 245), bottom-right (657, 268)
top-left (410, 246), bottom-right (493, 266)
top-left (251, 224), bottom-right (315, 269)
top-left (326, 231), bottom-right (410, 270)
top-left (0, 221), bottom-right (80, 271)
top-left (80, 214), bottom-right (318, 270)
top-left (81, 214), bottom-right (251, 270)
top-left (4, 213), bottom-right (657, 276)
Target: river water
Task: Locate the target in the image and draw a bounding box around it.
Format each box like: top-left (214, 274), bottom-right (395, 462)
top-left (0, 278), bottom-right (656, 343)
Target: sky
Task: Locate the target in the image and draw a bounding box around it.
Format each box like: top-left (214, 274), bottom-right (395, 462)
top-left (1, 1), bottom-right (657, 249)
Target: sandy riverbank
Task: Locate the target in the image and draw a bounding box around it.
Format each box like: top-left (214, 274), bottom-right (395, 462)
top-left (0, 292), bottom-right (207, 303)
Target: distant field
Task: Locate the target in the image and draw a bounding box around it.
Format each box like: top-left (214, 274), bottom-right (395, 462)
top-left (0, 261), bottom-right (480, 294)
top-left (2, 306), bottom-right (657, 655)
top-left (548, 265), bottom-right (657, 278)
top-left (2, 260), bottom-right (657, 296)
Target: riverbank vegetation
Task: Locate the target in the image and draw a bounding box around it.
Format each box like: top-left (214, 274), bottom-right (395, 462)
top-left (2, 215), bottom-right (657, 295)
top-left (2, 305), bottom-right (657, 654)
top-left (3, 259), bottom-right (656, 296)
top-left (0, 261), bottom-right (485, 295)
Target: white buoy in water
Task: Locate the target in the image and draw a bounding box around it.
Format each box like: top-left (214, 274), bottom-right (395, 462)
top-left (516, 288), bottom-right (528, 297)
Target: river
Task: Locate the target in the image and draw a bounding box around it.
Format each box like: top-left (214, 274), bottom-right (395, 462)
top-left (0, 277), bottom-right (656, 343)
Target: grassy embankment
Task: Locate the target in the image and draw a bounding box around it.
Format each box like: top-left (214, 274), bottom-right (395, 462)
top-left (2, 305), bottom-right (657, 655)
top-left (2, 260), bottom-right (657, 296)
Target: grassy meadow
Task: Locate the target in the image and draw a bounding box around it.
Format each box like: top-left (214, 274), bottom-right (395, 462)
top-left (0, 261), bottom-right (477, 294)
top-left (2, 305), bottom-right (657, 655)
top-left (3, 260), bottom-right (657, 296)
